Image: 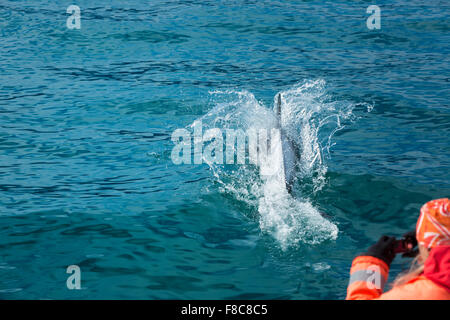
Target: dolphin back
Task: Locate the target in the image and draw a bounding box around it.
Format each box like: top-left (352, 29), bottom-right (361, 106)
top-left (276, 94), bottom-right (297, 193)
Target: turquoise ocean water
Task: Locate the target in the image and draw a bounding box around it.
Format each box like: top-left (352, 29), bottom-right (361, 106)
top-left (0, 1), bottom-right (449, 299)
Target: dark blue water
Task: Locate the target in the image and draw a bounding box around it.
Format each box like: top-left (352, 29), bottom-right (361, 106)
top-left (0, 0), bottom-right (449, 299)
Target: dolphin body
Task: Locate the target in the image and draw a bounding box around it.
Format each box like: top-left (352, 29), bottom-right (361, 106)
top-left (274, 93), bottom-right (299, 194)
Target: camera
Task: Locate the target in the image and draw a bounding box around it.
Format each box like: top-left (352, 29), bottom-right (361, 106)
top-left (393, 233), bottom-right (417, 254)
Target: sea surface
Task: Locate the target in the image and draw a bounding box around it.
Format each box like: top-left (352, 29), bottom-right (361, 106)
top-left (0, 0), bottom-right (449, 299)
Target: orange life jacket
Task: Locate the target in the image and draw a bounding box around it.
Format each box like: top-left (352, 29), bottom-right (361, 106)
top-left (346, 245), bottom-right (450, 300)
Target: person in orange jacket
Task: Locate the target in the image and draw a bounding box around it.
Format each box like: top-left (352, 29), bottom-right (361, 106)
top-left (346, 198), bottom-right (450, 300)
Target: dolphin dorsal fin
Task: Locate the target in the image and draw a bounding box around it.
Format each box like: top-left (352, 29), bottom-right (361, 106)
top-left (276, 93), bottom-right (282, 128)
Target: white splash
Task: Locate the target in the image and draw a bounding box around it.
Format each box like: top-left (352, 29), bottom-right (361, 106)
top-left (195, 80), bottom-right (371, 249)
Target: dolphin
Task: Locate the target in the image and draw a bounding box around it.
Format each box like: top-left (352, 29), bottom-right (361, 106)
top-left (275, 93), bottom-right (300, 194)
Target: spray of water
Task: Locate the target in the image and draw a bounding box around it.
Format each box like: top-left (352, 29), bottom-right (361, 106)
top-left (195, 79), bottom-right (372, 249)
